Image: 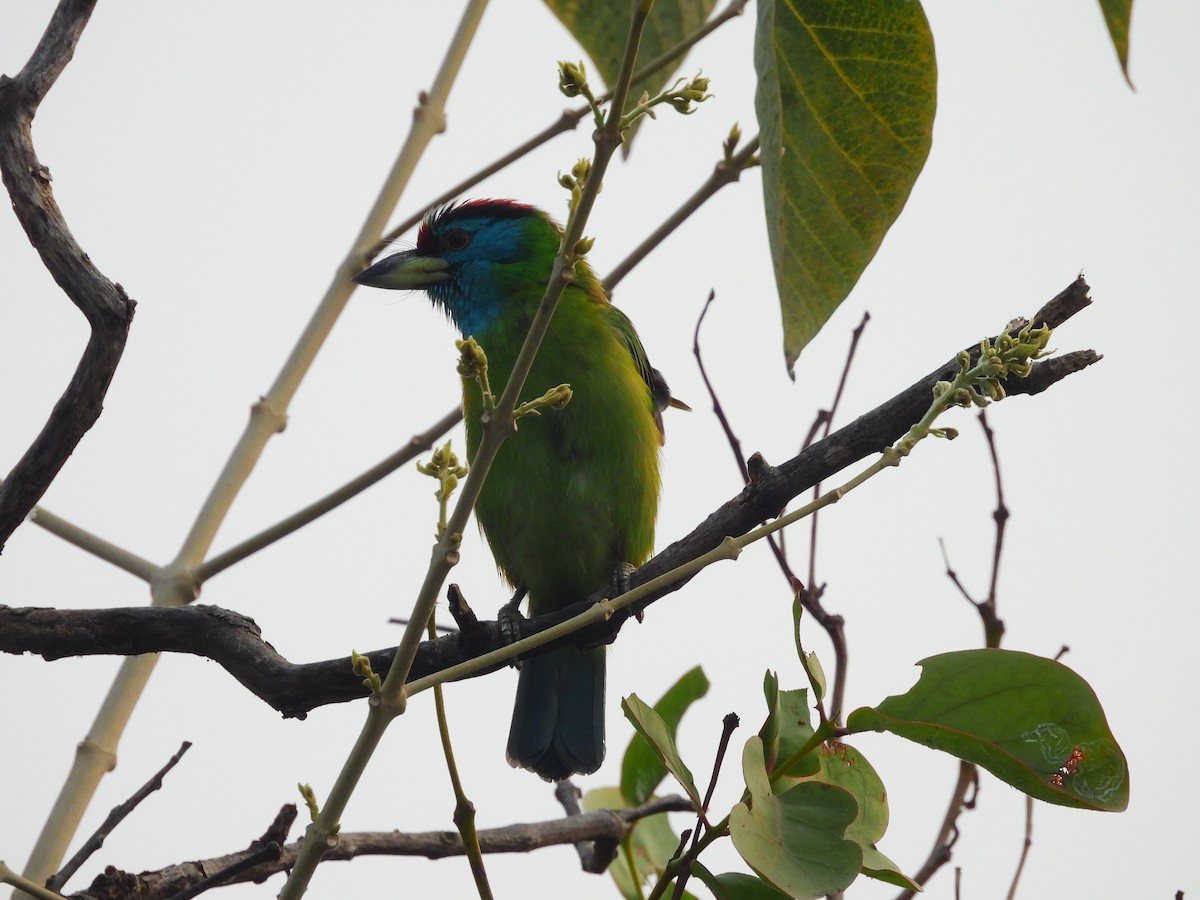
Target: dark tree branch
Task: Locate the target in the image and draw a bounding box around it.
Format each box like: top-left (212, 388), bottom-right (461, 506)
top-left (0, 0), bottom-right (136, 552)
top-left (554, 781), bottom-right (619, 874)
top-left (46, 742), bottom-right (192, 893)
top-left (896, 762), bottom-right (979, 900)
top-left (0, 280), bottom-right (1098, 716)
top-left (797, 310), bottom-right (869, 722)
top-left (74, 796), bottom-right (693, 900)
top-left (902, 399), bottom-right (1022, 899)
top-left (1005, 795), bottom-right (1034, 900)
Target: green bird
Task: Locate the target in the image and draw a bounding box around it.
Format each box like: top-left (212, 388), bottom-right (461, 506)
top-left (354, 199), bottom-right (682, 780)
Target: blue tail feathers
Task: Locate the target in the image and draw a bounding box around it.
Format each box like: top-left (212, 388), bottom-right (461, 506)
top-left (506, 646), bottom-right (605, 781)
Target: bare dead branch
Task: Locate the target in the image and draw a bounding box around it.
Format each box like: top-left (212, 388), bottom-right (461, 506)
top-left (692, 290), bottom-right (750, 483)
top-left (907, 396), bottom-right (1025, 897)
top-left (0, 0), bottom-right (136, 551)
top-left (1005, 796), bottom-right (1034, 900)
top-left (554, 781), bottom-right (618, 874)
top-left (74, 796), bottom-right (693, 900)
top-left (0, 279), bottom-right (1099, 716)
top-left (895, 762), bottom-right (979, 900)
top-left (46, 743), bottom-right (192, 893)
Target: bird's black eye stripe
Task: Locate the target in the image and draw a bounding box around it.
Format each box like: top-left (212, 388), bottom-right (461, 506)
top-left (444, 229), bottom-right (471, 251)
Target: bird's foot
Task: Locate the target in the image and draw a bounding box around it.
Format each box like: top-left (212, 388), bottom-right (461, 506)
top-left (498, 588), bottom-right (528, 669)
top-left (610, 562), bottom-right (644, 622)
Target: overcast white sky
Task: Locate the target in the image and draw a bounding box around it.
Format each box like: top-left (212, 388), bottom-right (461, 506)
top-left (2, 2), bottom-right (1197, 898)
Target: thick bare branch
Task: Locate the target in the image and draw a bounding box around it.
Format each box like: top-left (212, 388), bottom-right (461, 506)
top-left (0, 278), bottom-right (1099, 716)
top-left (0, 0), bottom-right (136, 551)
top-left (74, 796), bottom-right (693, 900)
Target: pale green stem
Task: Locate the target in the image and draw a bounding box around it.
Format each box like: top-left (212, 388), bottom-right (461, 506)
top-left (20, 2), bottom-right (488, 894)
top-left (621, 840), bottom-right (648, 900)
top-left (409, 355), bottom-right (1015, 695)
top-left (604, 134), bottom-right (760, 293)
top-left (0, 863), bottom-right (66, 900)
top-left (275, 3), bottom-right (494, 895)
top-left (427, 618), bottom-right (492, 899)
top-left (196, 407), bottom-right (460, 582)
top-left (368, 0), bottom-right (751, 259)
top-left (280, 4), bottom-right (655, 894)
top-left (26, 506), bottom-right (157, 581)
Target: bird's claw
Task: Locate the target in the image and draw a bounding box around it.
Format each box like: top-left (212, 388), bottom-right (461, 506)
top-left (498, 588), bottom-right (527, 669)
top-left (610, 562), bottom-right (644, 622)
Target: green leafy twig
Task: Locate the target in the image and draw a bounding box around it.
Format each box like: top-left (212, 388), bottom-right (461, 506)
top-left (455, 338), bottom-right (495, 410)
top-left (605, 127), bottom-right (760, 292)
top-left (558, 60), bottom-right (605, 129)
top-left (279, 6), bottom-right (658, 896)
top-left (368, 0), bottom-right (752, 259)
top-left (297, 784), bottom-right (321, 824)
top-left (622, 72), bottom-right (712, 128)
top-left (351, 652), bottom-right (383, 694)
top-left (402, 323), bottom-right (1055, 697)
top-left (417, 442), bottom-right (470, 540)
top-left (426, 617), bottom-right (493, 900)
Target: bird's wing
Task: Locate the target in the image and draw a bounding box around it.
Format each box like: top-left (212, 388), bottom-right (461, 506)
top-left (602, 306), bottom-right (657, 397)
top-left (601, 305), bottom-right (688, 443)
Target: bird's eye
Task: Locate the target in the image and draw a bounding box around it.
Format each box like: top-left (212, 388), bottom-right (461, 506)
top-left (444, 229), bottom-right (471, 251)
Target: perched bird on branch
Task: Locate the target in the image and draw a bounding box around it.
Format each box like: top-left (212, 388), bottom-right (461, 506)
top-left (355, 199), bottom-right (683, 780)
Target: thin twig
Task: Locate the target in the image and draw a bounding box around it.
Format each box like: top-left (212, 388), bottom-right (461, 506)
top-left (977, 408), bottom-right (1009, 646)
top-left (0, 862), bottom-right (66, 900)
top-left (667, 713), bottom-right (739, 900)
top-left (27, 506), bottom-right (158, 581)
top-left (903, 405), bottom-right (1016, 897)
top-left (554, 781), bottom-right (622, 874)
top-left (1005, 795), bottom-right (1034, 900)
top-left (1, 287), bottom-right (1101, 717)
top-left (46, 741), bottom-right (192, 892)
top-left (367, 0), bottom-right (752, 261)
top-left (21, 0), bottom-right (491, 882)
top-left (280, 6), bottom-right (656, 895)
top-left (604, 134), bottom-right (760, 292)
top-left (895, 762), bottom-right (978, 900)
top-left (195, 406), bottom-right (460, 582)
top-left (692, 291), bottom-right (748, 483)
top-left (797, 312), bottom-right (869, 719)
top-left (428, 613), bottom-right (493, 899)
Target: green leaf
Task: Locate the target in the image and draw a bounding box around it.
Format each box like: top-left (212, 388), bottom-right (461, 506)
top-left (861, 845), bottom-right (920, 890)
top-left (783, 743), bottom-right (886, 844)
top-left (730, 736), bottom-right (862, 898)
top-left (583, 787), bottom-right (697, 900)
top-left (758, 673), bottom-right (818, 778)
top-left (1096, 0), bottom-right (1134, 87)
top-left (544, 0), bottom-right (717, 149)
top-left (698, 869), bottom-right (792, 900)
top-left (754, 0), bottom-right (937, 373)
top-left (777, 739), bottom-right (917, 889)
top-left (622, 666), bottom-right (710, 805)
top-left (622, 694), bottom-right (703, 809)
top-left (846, 649), bottom-right (1129, 811)
top-left (791, 596), bottom-right (826, 703)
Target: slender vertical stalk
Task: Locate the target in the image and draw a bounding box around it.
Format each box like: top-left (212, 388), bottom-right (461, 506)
top-left (279, 4), bottom-right (657, 895)
top-left (18, 4), bottom-right (491, 893)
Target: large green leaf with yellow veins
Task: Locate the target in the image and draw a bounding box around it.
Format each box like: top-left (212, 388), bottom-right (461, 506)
top-left (1096, 0), bottom-right (1134, 87)
top-left (543, 0), bottom-right (716, 149)
top-left (755, 0), bottom-right (936, 374)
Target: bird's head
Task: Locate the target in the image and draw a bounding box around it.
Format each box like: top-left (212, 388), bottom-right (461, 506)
top-left (354, 199), bottom-right (562, 336)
